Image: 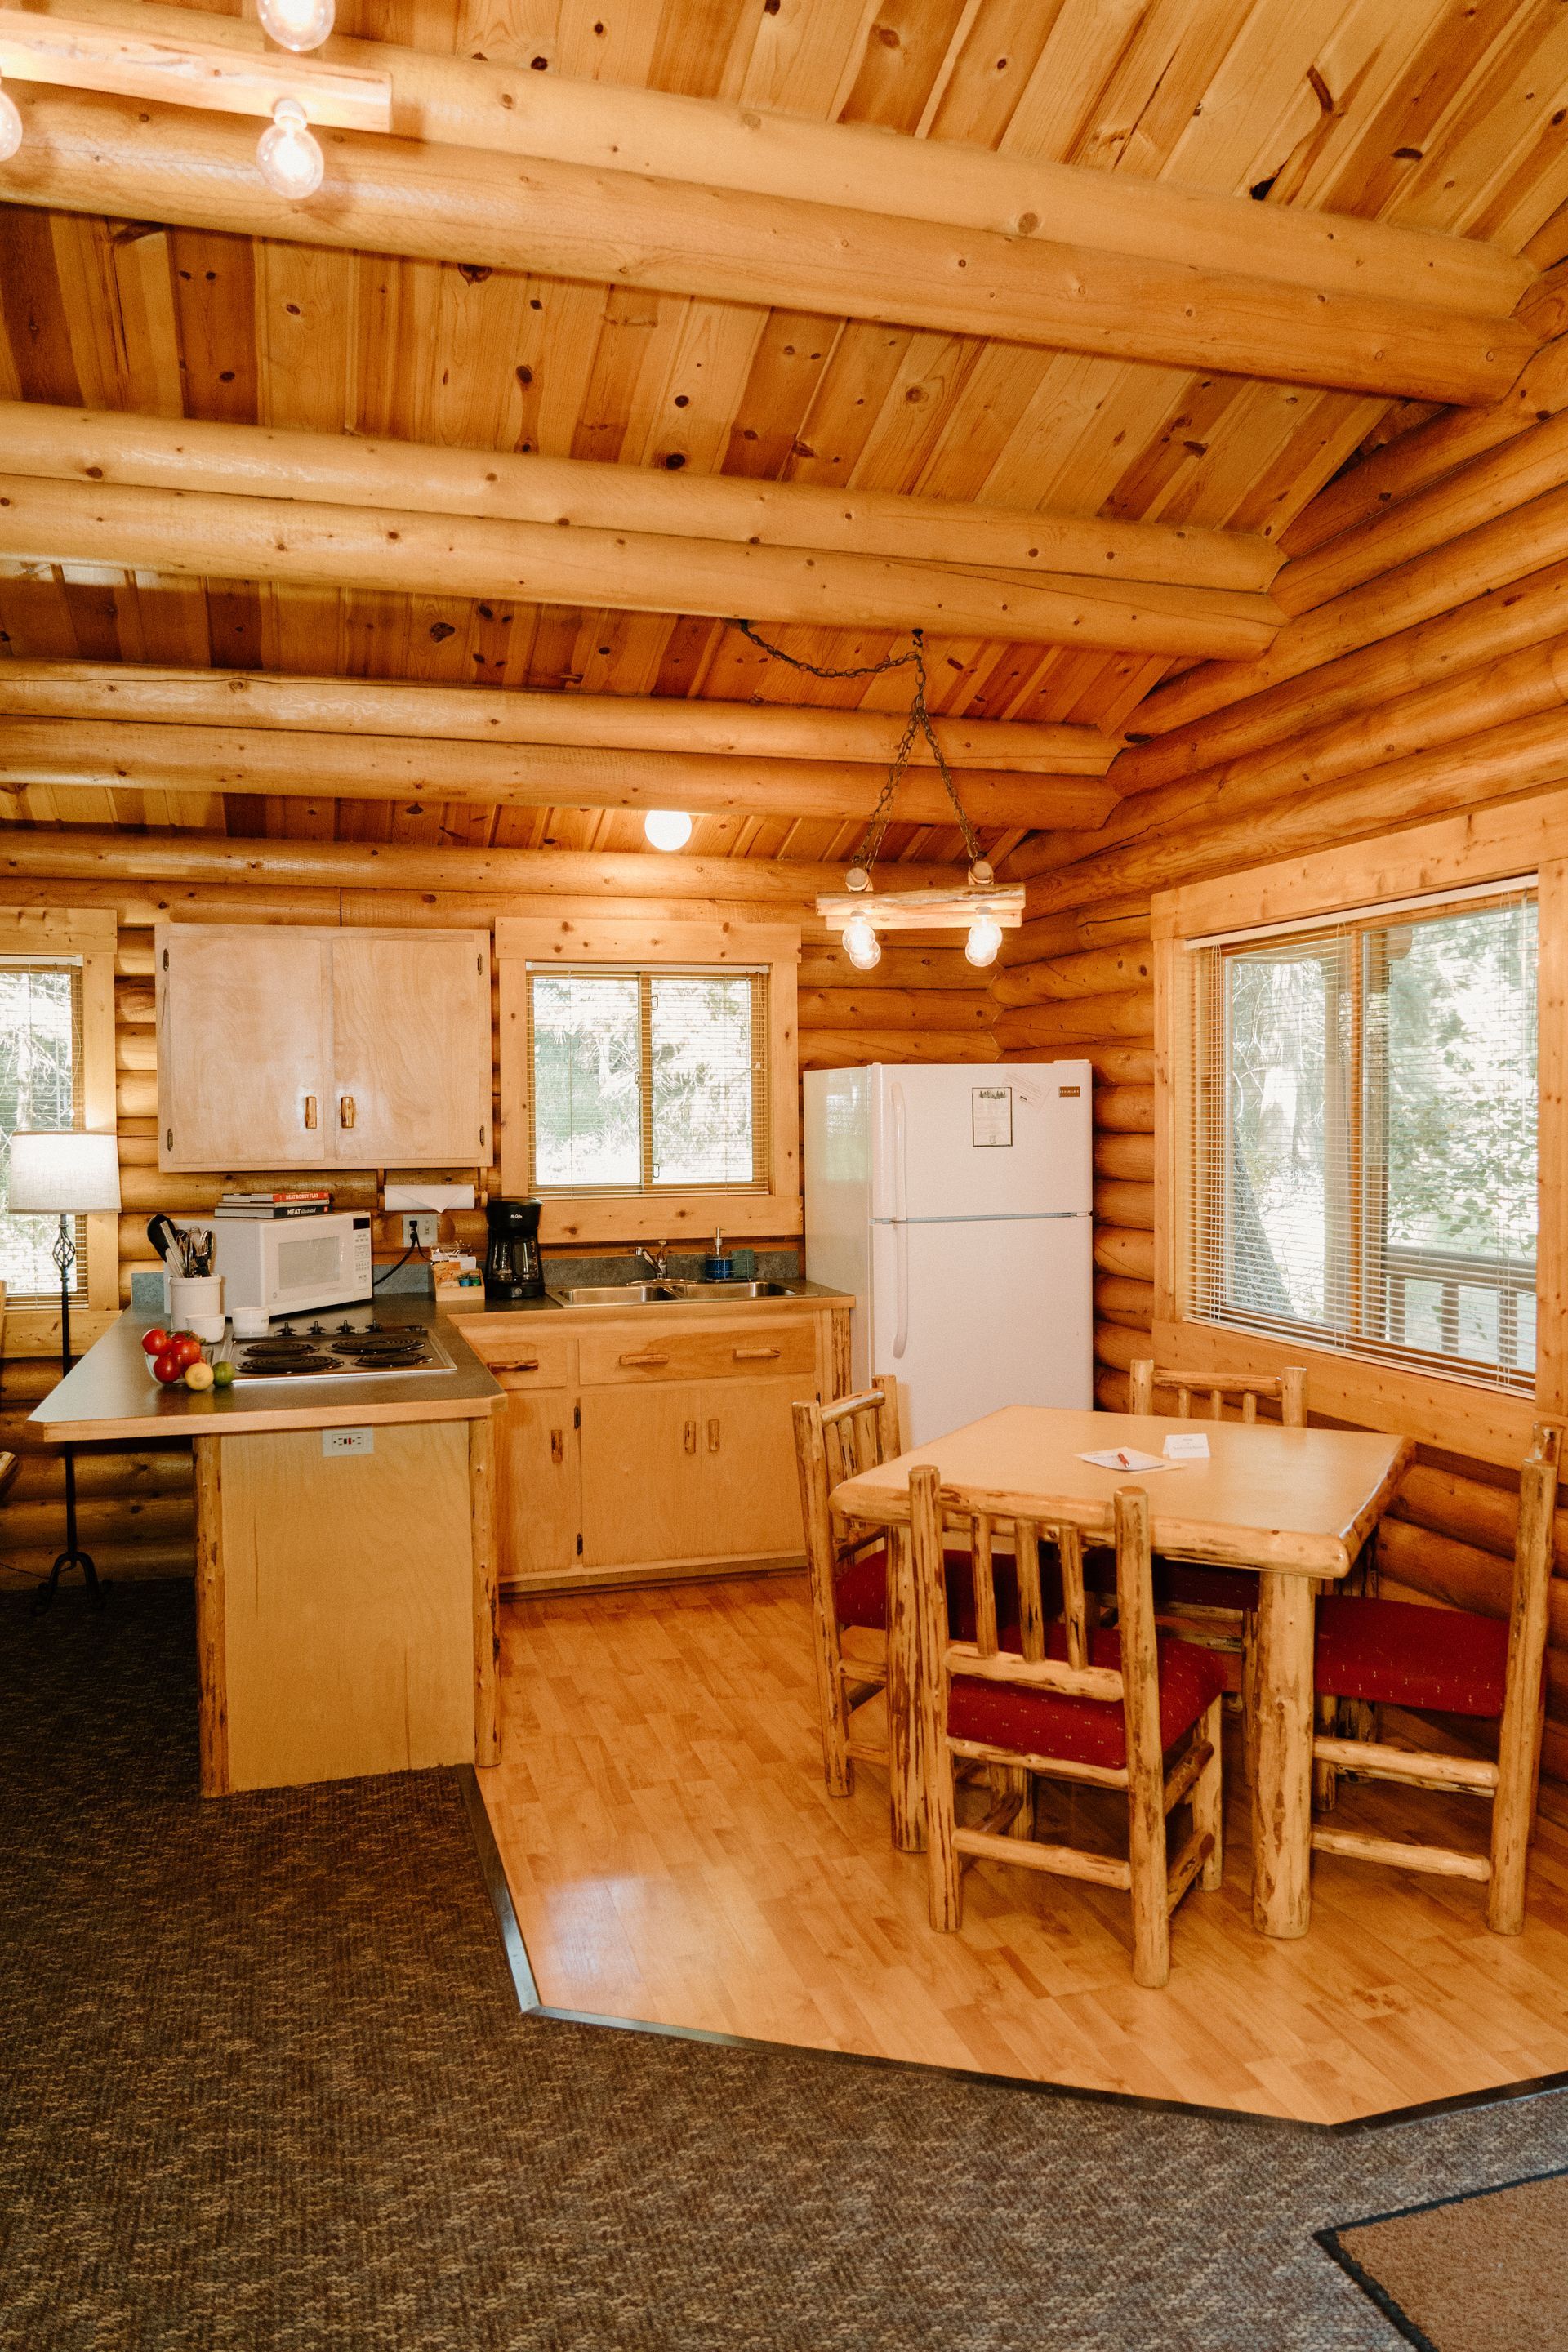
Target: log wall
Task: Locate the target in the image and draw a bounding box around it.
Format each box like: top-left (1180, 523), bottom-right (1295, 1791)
top-left (0, 877), bottom-right (992, 1592)
top-left (993, 334), bottom-right (1568, 1786)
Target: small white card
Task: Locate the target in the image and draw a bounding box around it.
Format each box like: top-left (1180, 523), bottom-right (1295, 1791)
top-left (1163, 1431), bottom-right (1211, 1460)
top-left (1077, 1447), bottom-right (1174, 1473)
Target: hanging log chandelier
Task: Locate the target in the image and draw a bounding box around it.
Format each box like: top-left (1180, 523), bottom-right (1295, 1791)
top-left (728, 621), bottom-right (1023, 971)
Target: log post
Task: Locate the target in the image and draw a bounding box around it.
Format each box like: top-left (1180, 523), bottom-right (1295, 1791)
top-left (1250, 1572), bottom-right (1317, 1937)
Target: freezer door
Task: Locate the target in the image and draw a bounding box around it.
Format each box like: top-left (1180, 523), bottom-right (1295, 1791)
top-left (870, 1214), bottom-right (1092, 1447)
top-left (869, 1062), bottom-right (1092, 1221)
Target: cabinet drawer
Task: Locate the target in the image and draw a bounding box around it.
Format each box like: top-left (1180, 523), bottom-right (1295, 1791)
top-left (468, 1330), bottom-right (573, 1385)
top-left (579, 1319), bottom-right (816, 1387)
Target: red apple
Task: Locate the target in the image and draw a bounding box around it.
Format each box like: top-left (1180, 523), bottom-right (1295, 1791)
top-left (140, 1327), bottom-right (171, 1357)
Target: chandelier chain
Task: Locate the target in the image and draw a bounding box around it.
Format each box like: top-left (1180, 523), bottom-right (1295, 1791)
top-left (726, 619), bottom-right (983, 868)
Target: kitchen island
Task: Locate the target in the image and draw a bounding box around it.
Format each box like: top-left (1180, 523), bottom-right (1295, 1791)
top-left (31, 1302), bottom-right (503, 1797)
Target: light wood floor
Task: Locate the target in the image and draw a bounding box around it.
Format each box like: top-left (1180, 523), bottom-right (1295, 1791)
top-left (483, 1574), bottom-right (1568, 2125)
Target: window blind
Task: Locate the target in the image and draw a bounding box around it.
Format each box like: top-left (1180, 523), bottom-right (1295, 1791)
top-left (527, 964), bottom-right (769, 1195)
top-left (1181, 886), bottom-right (1538, 1392)
top-left (0, 960), bottom-right (87, 1300)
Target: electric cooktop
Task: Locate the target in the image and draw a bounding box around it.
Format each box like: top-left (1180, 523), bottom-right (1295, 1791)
top-left (224, 1305), bottom-right (456, 1383)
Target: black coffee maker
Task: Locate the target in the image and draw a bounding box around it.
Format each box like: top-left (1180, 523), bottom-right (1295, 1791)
top-left (483, 1198), bottom-right (545, 1301)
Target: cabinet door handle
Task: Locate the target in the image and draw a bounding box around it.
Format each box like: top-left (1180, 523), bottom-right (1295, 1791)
top-left (732, 1346), bottom-right (781, 1361)
top-left (303, 1094), bottom-right (318, 1130)
top-left (619, 1351), bottom-right (670, 1369)
top-left (684, 1419), bottom-right (697, 1454)
top-left (707, 1418), bottom-right (721, 1453)
top-left (339, 1094), bottom-right (356, 1130)
top-left (550, 1428), bottom-right (564, 1466)
top-left (511, 1359), bottom-right (541, 1373)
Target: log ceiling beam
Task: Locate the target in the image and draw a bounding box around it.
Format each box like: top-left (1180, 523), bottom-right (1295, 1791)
top-left (0, 399), bottom-right (1279, 597)
top-left (0, 466), bottom-right (1282, 663)
top-left (0, 661), bottom-right (1118, 777)
top-left (0, 827), bottom-right (968, 901)
top-left (0, 85), bottom-right (1534, 404)
top-left (19, 1), bottom-right (1535, 323)
top-left (0, 717), bottom-right (1116, 831)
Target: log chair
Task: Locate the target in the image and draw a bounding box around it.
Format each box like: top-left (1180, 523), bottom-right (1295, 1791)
top-left (1309, 1423), bottom-right (1561, 1935)
top-left (1128, 1360), bottom-right (1309, 1773)
top-left (911, 1470), bottom-right (1226, 1989)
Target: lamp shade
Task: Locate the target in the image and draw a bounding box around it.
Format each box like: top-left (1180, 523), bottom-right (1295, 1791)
top-left (8, 1131), bottom-right (122, 1214)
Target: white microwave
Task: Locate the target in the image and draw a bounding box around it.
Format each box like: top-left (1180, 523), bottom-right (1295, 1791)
top-left (213, 1211), bottom-right (374, 1320)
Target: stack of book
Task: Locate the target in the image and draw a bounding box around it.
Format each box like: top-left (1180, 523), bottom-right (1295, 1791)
top-left (214, 1189), bottom-right (333, 1220)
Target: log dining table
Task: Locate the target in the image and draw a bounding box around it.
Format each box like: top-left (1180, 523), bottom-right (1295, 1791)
top-left (829, 1403), bottom-right (1413, 1939)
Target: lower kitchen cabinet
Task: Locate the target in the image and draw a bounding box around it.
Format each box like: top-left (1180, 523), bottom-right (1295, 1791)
top-left (494, 1379), bottom-right (581, 1583)
top-left (579, 1382), bottom-right (703, 1571)
top-left (466, 1296), bottom-right (852, 1592)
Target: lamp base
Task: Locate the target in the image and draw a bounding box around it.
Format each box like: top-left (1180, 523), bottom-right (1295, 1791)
top-left (33, 1545), bottom-right (105, 1615)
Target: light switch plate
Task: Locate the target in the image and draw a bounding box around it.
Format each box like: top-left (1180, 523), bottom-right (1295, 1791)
top-left (323, 1428), bottom-right (374, 1456)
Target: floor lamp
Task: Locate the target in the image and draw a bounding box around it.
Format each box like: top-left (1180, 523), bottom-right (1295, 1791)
top-left (11, 1132), bottom-right (122, 1612)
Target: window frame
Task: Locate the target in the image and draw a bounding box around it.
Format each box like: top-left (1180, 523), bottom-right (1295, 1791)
top-left (1152, 795), bottom-right (1568, 1469)
top-left (495, 917), bottom-right (800, 1245)
top-left (1183, 887), bottom-right (1539, 1393)
top-left (0, 909), bottom-right (119, 1355)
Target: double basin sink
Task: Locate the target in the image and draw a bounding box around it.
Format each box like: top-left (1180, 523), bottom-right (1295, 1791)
top-left (546, 1279), bottom-right (801, 1307)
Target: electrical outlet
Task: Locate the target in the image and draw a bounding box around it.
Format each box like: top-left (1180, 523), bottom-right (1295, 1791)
top-left (323, 1428), bottom-right (374, 1457)
top-left (399, 1212), bottom-right (440, 1248)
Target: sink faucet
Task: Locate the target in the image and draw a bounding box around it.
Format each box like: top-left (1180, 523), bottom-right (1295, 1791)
top-left (635, 1241), bottom-right (670, 1280)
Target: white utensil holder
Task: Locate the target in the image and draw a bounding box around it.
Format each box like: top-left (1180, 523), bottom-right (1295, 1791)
top-left (171, 1275), bottom-right (225, 1342)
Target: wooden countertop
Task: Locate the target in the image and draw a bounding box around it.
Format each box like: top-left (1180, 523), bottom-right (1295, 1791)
top-left (29, 1301), bottom-right (504, 1444)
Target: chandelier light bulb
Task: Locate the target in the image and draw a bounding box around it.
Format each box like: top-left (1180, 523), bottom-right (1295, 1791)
top-left (842, 914), bottom-right (882, 973)
top-left (0, 76), bottom-right (22, 163)
top-left (964, 914), bottom-right (1003, 969)
top-left (257, 0), bottom-right (336, 51)
top-left (643, 808), bottom-right (693, 853)
top-left (256, 99), bottom-right (324, 199)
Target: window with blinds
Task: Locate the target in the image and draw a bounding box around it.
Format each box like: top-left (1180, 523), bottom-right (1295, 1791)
top-left (527, 964), bottom-right (769, 1195)
top-left (1181, 884), bottom-right (1538, 1392)
top-left (0, 961), bottom-right (87, 1300)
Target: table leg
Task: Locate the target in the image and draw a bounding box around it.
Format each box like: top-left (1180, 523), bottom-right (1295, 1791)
top-left (1250, 1572), bottom-right (1316, 1936)
top-left (885, 1524), bottom-right (925, 1853)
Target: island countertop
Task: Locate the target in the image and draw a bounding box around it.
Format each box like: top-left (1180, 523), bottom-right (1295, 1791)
top-left (29, 1299), bottom-right (504, 1444)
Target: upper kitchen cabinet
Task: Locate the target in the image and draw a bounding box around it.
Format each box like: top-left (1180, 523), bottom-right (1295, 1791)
top-left (157, 924), bottom-right (493, 1171)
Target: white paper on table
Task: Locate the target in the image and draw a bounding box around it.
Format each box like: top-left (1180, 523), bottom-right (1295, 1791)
top-left (1076, 1447), bottom-right (1175, 1473)
top-left (1162, 1431), bottom-right (1211, 1460)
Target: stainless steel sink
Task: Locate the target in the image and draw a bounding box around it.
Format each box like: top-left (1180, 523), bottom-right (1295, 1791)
top-left (546, 1278), bottom-right (801, 1306)
top-left (546, 1281), bottom-right (684, 1305)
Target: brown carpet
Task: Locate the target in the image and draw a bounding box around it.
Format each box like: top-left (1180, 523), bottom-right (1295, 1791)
top-left (1321, 2168), bottom-right (1568, 2350)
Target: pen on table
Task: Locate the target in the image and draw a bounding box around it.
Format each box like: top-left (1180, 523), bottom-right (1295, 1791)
top-left (1116, 1450), bottom-right (1131, 1469)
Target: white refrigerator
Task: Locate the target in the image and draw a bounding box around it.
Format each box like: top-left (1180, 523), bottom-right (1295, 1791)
top-left (804, 1062), bottom-right (1094, 1446)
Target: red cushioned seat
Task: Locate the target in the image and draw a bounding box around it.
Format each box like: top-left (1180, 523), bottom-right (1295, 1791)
top-left (834, 1548), bottom-right (1029, 1644)
top-left (947, 1624), bottom-right (1227, 1771)
top-left (1315, 1595), bottom-right (1512, 1719)
top-left (1160, 1561), bottom-right (1260, 1613)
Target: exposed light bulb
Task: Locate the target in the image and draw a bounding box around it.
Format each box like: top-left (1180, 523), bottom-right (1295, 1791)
top-left (842, 914), bottom-right (882, 973)
top-left (964, 914), bottom-right (1002, 969)
top-left (257, 0), bottom-right (335, 51)
top-left (0, 75), bottom-right (22, 164)
top-left (256, 98), bottom-right (324, 200)
top-left (644, 808), bottom-right (693, 853)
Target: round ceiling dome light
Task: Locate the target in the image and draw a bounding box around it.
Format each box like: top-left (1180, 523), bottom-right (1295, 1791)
top-left (256, 98), bottom-right (325, 199)
top-left (257, 0), bottom-right (336, 51)
top-left (644, 809), bottom-right (694, 852)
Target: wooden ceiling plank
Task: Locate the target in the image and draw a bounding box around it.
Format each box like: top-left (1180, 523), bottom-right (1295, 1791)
top-left (0, 87), bottom-right (1531, 403)
top-left (0, 9), bottom-right (396, 128)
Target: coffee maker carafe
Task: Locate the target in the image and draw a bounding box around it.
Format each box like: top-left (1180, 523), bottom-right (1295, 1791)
top-left (484, 1198), bottom-right (545, 1301)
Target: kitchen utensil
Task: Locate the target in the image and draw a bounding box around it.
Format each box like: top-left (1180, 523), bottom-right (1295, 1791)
top-left (483, 1198), bottom-right (545, 1301)
top-left (147, 1214), bottom-right (183, 1272)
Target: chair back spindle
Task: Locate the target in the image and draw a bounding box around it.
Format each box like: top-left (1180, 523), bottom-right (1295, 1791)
top-left (1129, 1361), bottom-right (1307, 1426)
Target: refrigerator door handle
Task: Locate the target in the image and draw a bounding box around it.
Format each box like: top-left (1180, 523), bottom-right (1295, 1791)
top-left (890, 1081), bottom-right (908, 1222)
top-left (893, 1218), bottom-right (909, 1359)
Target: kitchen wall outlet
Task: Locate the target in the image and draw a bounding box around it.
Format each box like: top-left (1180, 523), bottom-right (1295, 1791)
top-left (323, 1428), bottom-right (374, 1456)
top-left (399, 1213), bottom-right (440, 1248)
